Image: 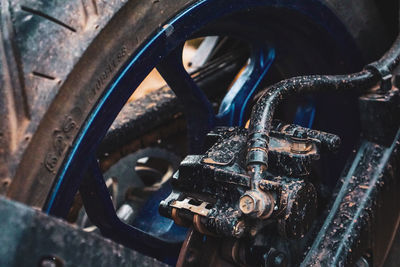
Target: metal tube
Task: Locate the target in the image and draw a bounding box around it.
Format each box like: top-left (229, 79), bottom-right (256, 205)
top-left (246, 34), bottom-right (400, 179)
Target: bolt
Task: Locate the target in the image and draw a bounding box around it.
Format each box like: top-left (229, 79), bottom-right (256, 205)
top-left (239, 194), bottom-right (257, 214)
top-left (239, 190), bottom-right (274, 218)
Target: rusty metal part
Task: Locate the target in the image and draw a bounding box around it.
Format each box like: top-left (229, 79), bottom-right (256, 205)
top-left (289, 137), bottom-right (312, 154)
top-left (272, 120), bottom-right (341, 152)
top-left (193, 214), bottom-right (215, 236)
top-left (171, 197), bottom-right (212, 217)
top-left (168, 34), bottom-right (400, 267)
top-left (172, 208), bottom-right (188, 227)
top-left (177, 228), bottom-right (235, 267)
top-left (239, 190), bottom-right (274, 218)
top-left (232, 220), bottom-right (246, 237)
top-left (177, 229), bottom-right (203, 267)
top-left (239, 194), bottom-right (257, 215)
top-left (161, 125), bottom-right (326, 240)
top-left (170, 85), bottom-right (400, 266)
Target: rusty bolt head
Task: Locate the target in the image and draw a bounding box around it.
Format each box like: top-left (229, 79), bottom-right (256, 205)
top-left (239, 190), bottom-right (274, 218)
top-left (239, 193), bottom-right (257, 214)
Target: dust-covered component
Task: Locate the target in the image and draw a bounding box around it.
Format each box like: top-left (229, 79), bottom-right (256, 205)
top-left (271, 120), bottom-right (341, 152)
top-left (239, 190), bottom-right (274, 218)
top-left (259, 179), bottom-right (317, 239)
top-left (160, 122), bottom-right (338, 239)
top-left (358, 86), bottom-right (400, 146)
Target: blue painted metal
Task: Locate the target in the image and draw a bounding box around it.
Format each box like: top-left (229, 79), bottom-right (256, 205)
top-left (43, 0), bottom-right (367, 262)
top-left (217, 46), bottom-right (275, 126)
top-left (132, 183), bottom-right (187, 240)
top-left (79, 158), bottom-right (183, 260)
top-left (294, 98), bottom-right (316, 128)
top-left (157, 47), bottom-right (215, 153)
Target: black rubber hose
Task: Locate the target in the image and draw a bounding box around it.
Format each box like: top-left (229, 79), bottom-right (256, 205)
top-left (246, 34), bottom-right (400, 179)
top-left (373, 34), bottom-right (400, 72)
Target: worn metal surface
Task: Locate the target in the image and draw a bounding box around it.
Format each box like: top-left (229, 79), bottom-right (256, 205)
top-left (0, 196), bottom-right (167, 267)
top-left (359, 87), bottom-right (400, 146)
top-left (246, 34), bottom-right (400, 184)
top-left (302, 129), bottom-right (400, 266)
top-left (160, 123), bottom-right (333, 240)
top-left (302, 85), bottom-right (400, 266)
top-left (161, 81), bottom-right (400, 265)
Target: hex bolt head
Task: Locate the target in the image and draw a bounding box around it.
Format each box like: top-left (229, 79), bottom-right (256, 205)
top-left (239, 190), bottom-right (274, 218)
top-left (239, 193), bottom-right (257, 214)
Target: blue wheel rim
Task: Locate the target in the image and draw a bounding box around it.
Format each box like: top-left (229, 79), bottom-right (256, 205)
top-left (43, 0), bottom-right (364, 262)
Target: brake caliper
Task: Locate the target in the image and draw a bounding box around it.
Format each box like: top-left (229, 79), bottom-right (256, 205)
top-left (160, 121), bottom-right (340, 239)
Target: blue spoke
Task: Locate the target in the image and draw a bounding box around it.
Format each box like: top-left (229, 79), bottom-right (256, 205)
top-left (79, 157), bottom-right (181, 256)
top-left (216, 46), bottom-right (275, 126)
top-left (293, 97), bottom-right (316, 128)
top-left (157, 47), bottom-right (215, 153)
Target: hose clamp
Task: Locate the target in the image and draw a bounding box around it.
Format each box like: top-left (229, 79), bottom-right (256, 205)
top-left (365, 62), bottom-right (392, 92)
